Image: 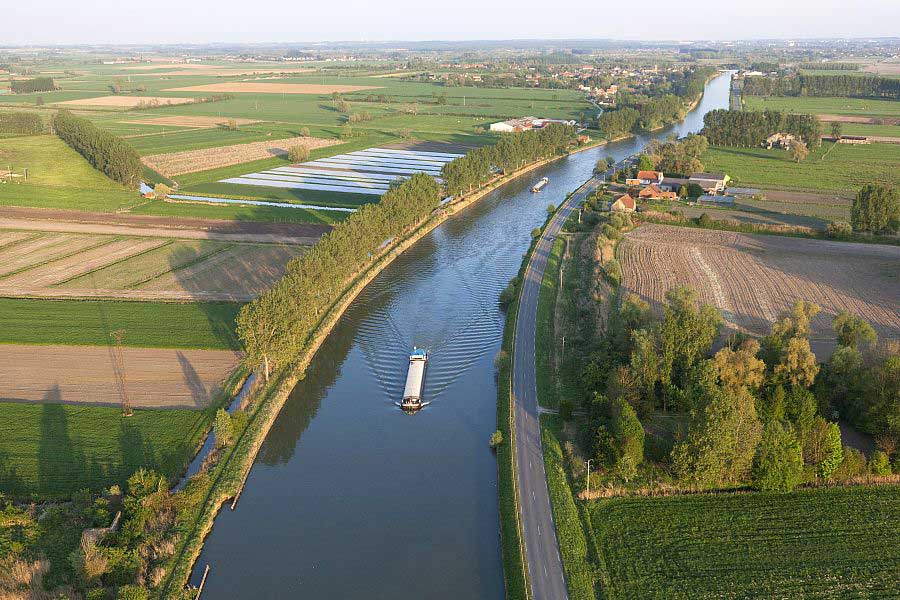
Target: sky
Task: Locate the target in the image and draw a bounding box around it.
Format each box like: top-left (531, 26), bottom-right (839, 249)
top-left (5, 0), bottom-right (900, 45)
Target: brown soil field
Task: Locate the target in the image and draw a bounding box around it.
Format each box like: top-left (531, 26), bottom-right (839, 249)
top-left (120, 116), bottom-right (260, 128)
top-left (863, 62), bottom-right (900, 76)
top-left (54, 96), bottom-right (197, 108)
top-left (0, 230), bottom-right (34, 249)
top-left (0, 234), bottom-right (102, 277)
top-left (141, 135), bottom-right (341, 177)
top-left (817, 114), bottom-right (900, 126)
top-left (0, 205), bottom-right (330, 238)
top-left (163, 82), bottom-right (380, 95)
top-left (0, 344), bottom-right (241, 409)
top-left (619, 224), bottom-right (900, 345)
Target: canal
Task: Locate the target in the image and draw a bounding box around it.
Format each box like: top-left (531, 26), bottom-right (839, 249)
top-left (190, 71), bottom-right (732, 598)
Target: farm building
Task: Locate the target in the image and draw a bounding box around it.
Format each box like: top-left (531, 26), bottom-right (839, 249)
top-left (625, 178), bottom-right (642, 187)
top-left (689, 172), bottom-right (730, 194)
top-left (611, 194), bottom-right (636, 212)
top-left (838, 135), bottom-right (870, 145)
top-left (489, 116), bottom-right (576, 133)
top-left (639, 184), bottom-right (677, 200)
top-left (697, 194), bottom-right (735, 206)
top-left (660, 176), bottom-right (689, 193)
top-left (637, 170), bottom-right (664, 185)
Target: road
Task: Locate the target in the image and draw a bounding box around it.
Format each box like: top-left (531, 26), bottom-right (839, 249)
top-left (511, 167), bottom-right (610, 599)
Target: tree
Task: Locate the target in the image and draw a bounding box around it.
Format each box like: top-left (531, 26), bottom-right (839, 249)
top-left (35, 95), bottom-right (44, 106)
top-left (830, 121), bottom-right (843, 139)
top-left (153, 183), bottom-right (170, 200)
top-left (761, 300), bottom-right (820, 366)
top-left (610, 396), bottom-right (645, 472)
top-left (489, 430), bottom-right (503, 449)
top-left (300, 126), bottom-right (310, 137)
top-left (790, 140), bottom-right (809, 163)
top-left (713, 339), bottom-right (765, 391)
top-left (226, 118), bottom-right (238, 131)
top-left (637, 154), bottom-right (655, 171)
top-left (851, 184), bottom-right (900, 235)
top-left (288, 145), bottom-right (310, 163)
top-left (752, 421), bottom-right (804, 492)
top-left (214, 408), bottom-right (233, 448)
top-left (774, 336), bottom-right (819, 389)
top-left (869, 450), bottom-right (892, 475)
top-left (832, 311), bottom-right (877, 349)
top-left (817, 420), bottom-right (844, 479)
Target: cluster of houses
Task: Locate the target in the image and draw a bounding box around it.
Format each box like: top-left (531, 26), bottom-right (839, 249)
top-left (489, 116), bottom-right (578, 133)
top-left (610, 170), bottom-right (736, 213)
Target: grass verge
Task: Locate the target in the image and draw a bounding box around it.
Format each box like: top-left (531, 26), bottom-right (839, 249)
top-left (536, 237), bottom-right (564, 409)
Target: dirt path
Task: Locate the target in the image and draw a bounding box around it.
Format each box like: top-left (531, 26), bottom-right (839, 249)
top-left (0, 344), bottom-right (242, 409)
top-left (0, 206), bottom-right (328, 242)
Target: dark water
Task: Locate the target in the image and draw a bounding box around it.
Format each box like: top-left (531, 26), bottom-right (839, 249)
top-left (190, 72), bottom-right (732, 599)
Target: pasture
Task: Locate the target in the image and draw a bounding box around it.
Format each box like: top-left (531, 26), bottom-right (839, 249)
top-left (744, 95), bottom-right (900, 138)
top-left (590, 486), bottom-right (900, 599)
top-left (701, 142), bottom-right (900, 193)
top-left (619, 224), bottom-right (900, 345)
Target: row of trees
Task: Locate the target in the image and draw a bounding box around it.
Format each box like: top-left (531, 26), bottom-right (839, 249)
top-left (582, 283), bottom-right (898, 491)
top-left (10, 76), bottom-right (56, 93)
top-left (441, 124), bottom-right (576, 196)
top-left (52, 110), bottom-right (143, 189)
top-left (702, 108), bottom-right (822, 148)
top-left (0, 111), bottom-right (43, 135)
top-left (743, 74), bottom-right (900, 99)
top-left (799, 62), bottom-right (859, 71)
top-left (237, 173), bottom-right (441, 374)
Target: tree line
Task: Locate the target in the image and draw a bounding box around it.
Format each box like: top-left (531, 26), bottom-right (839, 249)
top-left (237, 173), bottom-right (441, 374)
top-left (800, 62), bottom-right (859, 71)
top-left (641, 134), bottom-right (709, 177)
top-left (702, 108), bottom-right (822, 148)
top-left (10, 77), bottom-right (56, 93)
top-left (441, 124), bottom-right (576, 196)
top-left (597, 66), bottom-right (715, 137)
top-left (52, 110), bottom-right (143, 189)
top-left (0, 111), bottom-right (43, 135)
top-left (743, 73), bottom-right (900, 99)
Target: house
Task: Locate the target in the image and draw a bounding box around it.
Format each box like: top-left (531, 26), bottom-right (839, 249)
top-left (660, 177), bottom-right (689, 193)
top-left (625, 178), bottom-right (642, 187)
top-left (611, 194), bottom-right (636, 212)
top-left (639, 185), bottom-right (677, 200)
top-left (764, 133), bottom-right (796, 149)
top-left (689, 172), bottom-right (730, 194)
top-left (697, 194), bottom-right (735, 206)
top-left (489, 116), bottom-right (576, 133)
top-left (637, 170), bottom-right (663, 185)
top-left (838, 135), bottom-right (870, 145)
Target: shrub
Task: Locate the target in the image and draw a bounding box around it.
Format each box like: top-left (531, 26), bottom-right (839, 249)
top-left (213, 409), bottom-right (233, 448)
top-left (603, 259), bottom-right (622, 286)
top-left (498, 278), bottom-right (519, 309)
top-left (826, 221), bottom-right (853, 238)
top-left (869, 450), bottom-right (892, 476)
top-left (102, 547), bottom-right (141, 586)
top-left (494, 350), bottom-right (510, 372)
top-left (287, 145), bottom-right (310, 163)
top-left (52, 110), bottom-right (142, 189)
top-left (832, 446), bottom-right (868, 481)
top-left (490, 430), bottom-right (504, 449)
top-left (153, 183), bottom-right (171, 200)
top-left (753, 421), bottom-right (804, 492)
top-left (559, 398), bottom-right (574, 421)
top-left (0, 111), bottom-right (43, 135)
top-left (226, 118), bottom-right (238, 131)
top-left (851, 184), bottom-right (899, 235)
top-left (116, 585), bottom-right (149, 600)
top-left (697, 213), bottom-right (713, 227)
top-left (531, 227), bottom-right (542, 239)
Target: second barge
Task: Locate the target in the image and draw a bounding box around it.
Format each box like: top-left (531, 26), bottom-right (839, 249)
top-left (531, 177), bottom-right (549, 193)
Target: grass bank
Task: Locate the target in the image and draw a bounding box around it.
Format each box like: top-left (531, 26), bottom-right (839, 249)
top-left (535, 237), bottom-right (564, 409)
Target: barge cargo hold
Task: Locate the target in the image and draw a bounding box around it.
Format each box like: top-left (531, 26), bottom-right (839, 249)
top-left (531, 177), bottom-right (549, 193)
top-left (399, 348), bottom-right (427, 411)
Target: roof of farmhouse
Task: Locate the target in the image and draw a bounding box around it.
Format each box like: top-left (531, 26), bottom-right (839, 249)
top-left (689, 172), bottom-right (728, 181)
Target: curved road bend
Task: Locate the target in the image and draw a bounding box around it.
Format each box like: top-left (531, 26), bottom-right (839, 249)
top-left (512, 170), bottom-right (610, 600)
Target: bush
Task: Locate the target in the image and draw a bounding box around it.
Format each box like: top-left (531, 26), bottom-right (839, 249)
top-left (559, 398), bottom-right (574, 421)
top-left (213, 408), bottom-right (233, 448)
top-left (287, 145), bottom-right (310, 163)
top-left (102, 547), bottom-right (141, 586)
top-left (299, 126), bottom-right (310, 137)
top-left (603, 259), bottom-right (622, 286)
top-left (832, 446), bottom-right (868, 481)
top-left (116, 585), bottom-right (149, 600)
top-left (52, 110), bottom-right (142, 189)
top-left (153, 183), bottom-right (171, 200)
top-left (826, 221), bottom-right (853, 238)
top-left (753, 421), bottom-right (804, 492)
top-left (531, 227), bottom-right (542, 239)
top-left (498, 278), bottom-right (519, 309)
top-left (0, 111), bottom-right (43, 135)
top-left (490, 430), bottom-right (504, 449)
top-left (697, 213), bottom-right (713, 227)
top-left (869, 450), bottom-right (892, 476)
top-left (494, 350), bottom-right (510, 372)
top-left (851, 184), bottom-right (899, 235)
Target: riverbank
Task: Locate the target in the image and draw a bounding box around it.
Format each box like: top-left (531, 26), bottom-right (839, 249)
top-left (158, 142), bottom-right (601, 597)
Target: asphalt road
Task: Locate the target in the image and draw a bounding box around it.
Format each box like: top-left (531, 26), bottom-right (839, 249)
top-left (512, 170), bottom-right (608, 599)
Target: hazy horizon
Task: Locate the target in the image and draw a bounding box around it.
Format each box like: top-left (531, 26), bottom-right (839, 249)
top-left (5, 0), bottom-right (899, 46)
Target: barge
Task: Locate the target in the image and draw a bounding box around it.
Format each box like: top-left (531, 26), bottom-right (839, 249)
top-left (399, 347), bottom-right (428, 411)
top-left (531, 177), bottom-right (549, 193)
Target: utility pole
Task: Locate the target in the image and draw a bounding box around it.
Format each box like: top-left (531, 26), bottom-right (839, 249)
top-left (585, 459), bottom-right (593, 497)
top-left (112, 330), bottom-right (133, 417)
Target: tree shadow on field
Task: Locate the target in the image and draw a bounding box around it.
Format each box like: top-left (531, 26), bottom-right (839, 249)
top-left (37, 386), bottom-right (87, 497)
top-left (177, 350), bottom-right (211, 408)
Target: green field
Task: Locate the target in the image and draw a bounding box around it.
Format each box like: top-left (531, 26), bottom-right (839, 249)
top-left (0, 401), bottom-right (215, 498)
top-left (701, 142), bottom-right (900, 193)
top-left (0, 134), bottom-right (140, 212)
top-left (0, 298), bottom-right (240, 349)
top-left (744, 95), bottom-right (900, 138)
top-left (590, 486), bottom-right (900, 598)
